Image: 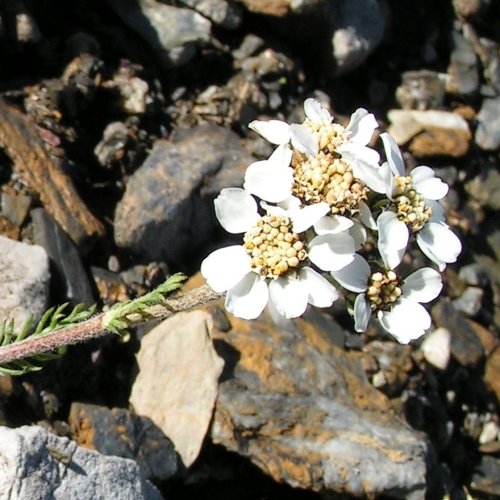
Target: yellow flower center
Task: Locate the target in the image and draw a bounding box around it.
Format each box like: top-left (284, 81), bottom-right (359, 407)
top-left (243, 215), bottom-right (307, 279)
top-left (302, 119), bottom-right (348, 155)
top-left (394, 176), bottom-right (432, 232)
top-left (366, 270), bottom-right (402, 311)
top-left (291, 150), bottom-right (368, 216)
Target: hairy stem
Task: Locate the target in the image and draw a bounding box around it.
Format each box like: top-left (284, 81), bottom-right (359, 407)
top-left (0, 284), bottom-right (223, 366)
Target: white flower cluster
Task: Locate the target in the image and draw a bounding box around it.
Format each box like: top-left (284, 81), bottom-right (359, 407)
top-left (201, 98), bottom-right (462, 344)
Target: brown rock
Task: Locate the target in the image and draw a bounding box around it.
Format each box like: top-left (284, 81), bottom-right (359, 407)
top-left (210, 308), bottom-right (428, 497)
top-left (484, 346), bottom-right (500, 403)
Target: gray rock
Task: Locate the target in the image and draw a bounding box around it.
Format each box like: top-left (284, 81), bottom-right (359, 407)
top-left (105, 0), bottom-right (211, 67)
top-left (459, 263), bottom-right (490, 286)
top-left (31, 208), bottom-right (96, 308)
top-left (475, 97), bottom-right (500, 150)
top-left (453, 286), bottom-right (483, 316)
top-left (0, 235), bottom-right (50, 328)
top-left (210, 307), bottom-right (429, 497)
top-left (0, 425), bottom-right (162, 500)
top-left (447, 30), bottom-right (480, 95)
top-left (470, 455), bottom-right (500, 497)
top-left (180, 0), bottom-right (242, 29)
top-left (114, 123), bottom-right (254, 263)
top-left (395, 70), bottom-right (447, 110)
top-left (329, 0), bottom-right (387, 76)
top-left (94, 122), bottom-right (129, 166)
top-left (465, 164), bottom-right (500, 210)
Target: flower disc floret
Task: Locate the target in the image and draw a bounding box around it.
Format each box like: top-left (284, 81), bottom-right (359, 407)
top-left (302, 119), bottom-right (349, 155)
top-left (291, 150), bottom-right (368, 216)
top-left (394, 176), bottom-right (432, 231)
top-left (243, 215), bottom-right (307, 278)
top-left (366, 270), bottom-right (402, 311)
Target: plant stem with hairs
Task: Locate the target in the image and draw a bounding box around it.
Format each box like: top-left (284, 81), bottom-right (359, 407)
top-left (0, 275), bottom-right (223, 375)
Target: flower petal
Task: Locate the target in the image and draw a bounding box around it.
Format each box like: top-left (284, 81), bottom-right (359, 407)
top-left (412, 166), bottom-right (448, 199)
top-left (214, 188), bottom-right (259, 233)
top-left (201, 246), bottom-right (252, 292)
top-left (331, 253), bottom-right (370, 292)
top-left (225, 272), bottom-right (269, 319)
top-left (349, 221), bottom-right (367, 250)
top-left (248, 119), bottom-right (290, 144)
top-left (417, 222), bottom-right (462, 271)
top-left (379, 161), bottom-right (395, 199)
top-left (304, 98), bottom-right (332, 123)
top-left (299, 267), bottom-right (338, 307)
top-left (378, 299), bottom-right (431, 344)
top-left (377, 211), bottom-right (409, 270)
top-left (291, 202), bottom-right (330, 233)
top-left (314, 214), bottom-right (354, 235)
top-left (402, 267), bottom-right (443, 303)
top-left (290, 124), bottom-right (318, 156)
top-left (354, 293), bottom-right (371, 332)
top-left (269, 275), bottom-right (309, 318)
top-left (244, 162), bottom-right (294, 203)
top-left (358, 201), bottom-right (377, 230)
top-left (346, 109), bottom-right (378, 145)
top-left (348, 157), bottom-right (386, 193)
top-left (308, 233), bottom-right (355, 271)
top-left (380, 132), bottom-right (405, 177)
top-left (427, 200), bottom-right (445, 223)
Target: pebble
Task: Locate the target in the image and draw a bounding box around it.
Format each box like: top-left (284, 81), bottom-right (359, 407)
top-left (395, 70), bottom-right (446, 110)
top-left (94, 122), bottom-right (129, 167)
top-left (446, 30), bottom-right (480, 95)
top-left (475, 97), bottom-right (500, 150)
top-left (421, 327), bottom-right (451, 370)
top-left (387, 109), bottom-right (471, 157)
top-left (453, 286), bottom-right (483, 316)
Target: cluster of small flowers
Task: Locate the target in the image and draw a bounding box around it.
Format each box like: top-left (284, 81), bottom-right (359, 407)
top-left (201, 98), bottom-right (462, 344)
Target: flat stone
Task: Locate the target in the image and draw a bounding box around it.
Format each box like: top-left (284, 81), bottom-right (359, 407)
top-left (484, 346), bottom-right (500, 403)
top-left (475, 97), bottom-right (500, 151)
top-left (114, 123), bottom-right (253, 263)
top-left (0, 235), bottom-right (50, 328)
top-left (387, 109), bottom-right (471, 157)
top-left (0, 425), bottom-right (161, 500)
top-left (470, 456), bottom-right (500, 497)
top-left (130, 310), bottom-right (225, 467)
top-left (210, 308), bottom-right (429, 497)
top-left (105, 0), bottom-right (211, 67)
top-left (432, 300), bottom-right (484, 367)
top-left (69, 402), bottom-right (178, 480)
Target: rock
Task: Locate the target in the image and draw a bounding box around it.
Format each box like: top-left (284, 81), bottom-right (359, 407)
top-left (0, 0), bottom-right (41, 44)
top-left (470, 456), bottom-right (500, 497)
top-left (453, 0), bottom-right (488, 18)
top-left (465, 164), bottom-right (500, 210)
top-left (130, 310), bottom-right (225, 467)
top-left (432, 301), bottom-right (484, 367)
top-left (31, 208), bottom-right (96, 307)
top-left (395, 70), bottom-right (447, 110)
top-left (107, 68), bottom-right (150, 114)
top-left (0, 425), bottom-right (162, 500)
top-left (459, 263), bottom-right (490, 286)
top-left (452, 286), bottom-right (483, 316)
top-left (1, 191), bottom-right (32, 227)
top-left (475, 97), bottom-right (500, 151)
top-left (421, 327), bottom-right (451, 370)
top-left (484, 346), bottom-right (500, 403)
top-left (69, 402), bottom-right (178, 480)
top-left (329, 0), bottom-right (386, 76)
top-left (94, 122), bottom-right (129, 166)
top-left (181, 0), bottom-right (242, 29)
top-left (210, 308), bottom-right (429, 497)
top-left (387, 109), bottom-right (471, 157)
top-left (105, 0), bottom-right (211, 67)
top-left (114, 123), bottom-right (253, 263)
top-left (446, 30), bottom-right (480, 95)
top-left (0, 235), bottom-right (50, 328)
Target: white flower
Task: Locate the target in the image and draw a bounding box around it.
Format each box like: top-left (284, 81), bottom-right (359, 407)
top-left (246, 98), bottom-right (382, 214)
top-left (201, 188), bottom-right (355, 319)
top-left (377, 133), bottom-right (462, 270)
top-left (331, 254), bottom-right (443, 344)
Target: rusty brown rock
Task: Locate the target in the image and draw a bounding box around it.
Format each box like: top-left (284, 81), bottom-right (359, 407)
top-left (484, 346), bottom-right (500, 404)
top-left (0, 97), bottom-right (105, 248)
top-left (210, 307), bottom-right (429, 497)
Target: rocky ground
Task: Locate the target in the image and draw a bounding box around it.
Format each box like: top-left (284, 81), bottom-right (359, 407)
top-left (0, 0), bottom-right (499, 498)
